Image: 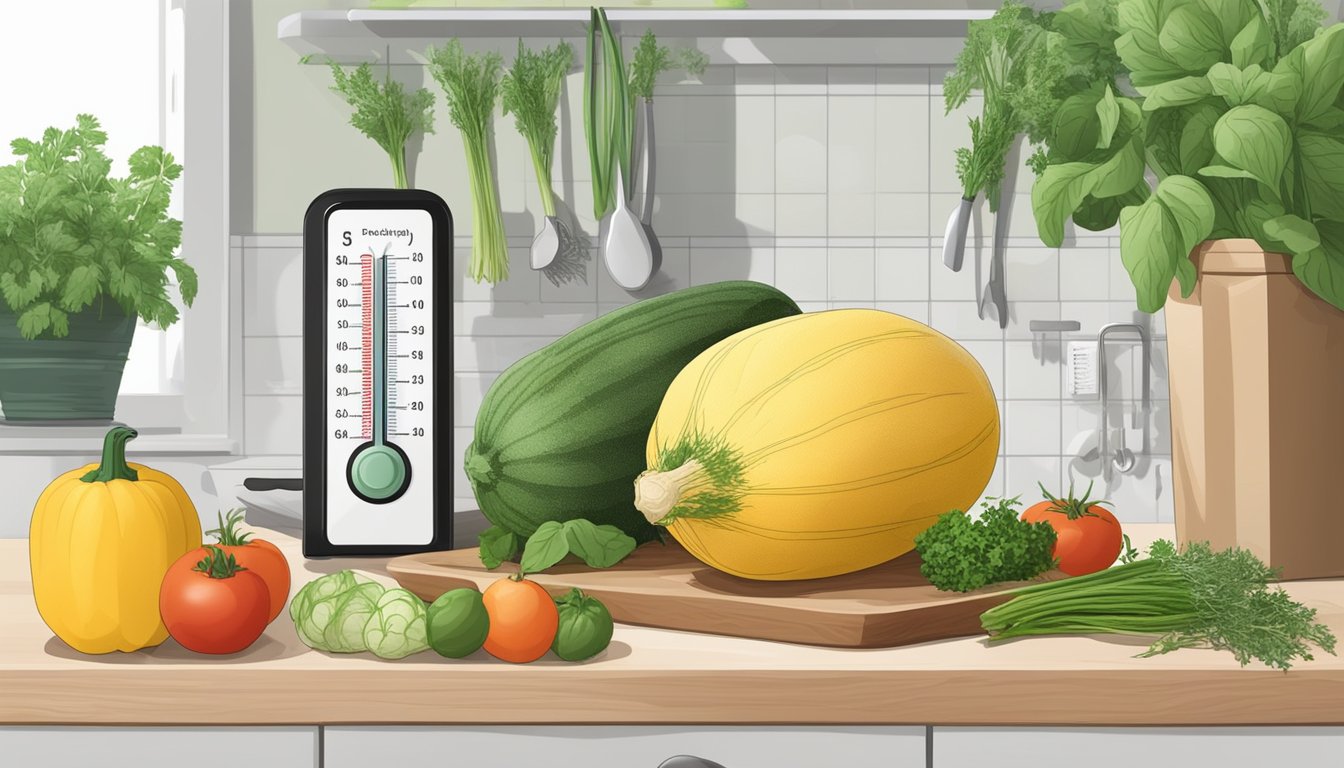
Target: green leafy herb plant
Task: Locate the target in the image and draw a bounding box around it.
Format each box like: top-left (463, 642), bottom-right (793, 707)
top-left (326, 61), bottom-right (435, 190)
top-left (1027, 0), bottom-right (1344, 311)
top-left (479, 519), bottom-right (639, 574)
top-left (0, 114), bottom-right (197, 339)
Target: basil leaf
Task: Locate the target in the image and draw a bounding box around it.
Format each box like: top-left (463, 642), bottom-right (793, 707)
top-left (1290, 220), bottom-right (1344, 312)
top-left (1298, 132), bottom-right (1344, 221)
top-left (478, 526), bottom-right (520, 570)
top-left (519, 521), bottom-right (571, 575)
top-left (1274, 24), bottom-right (1344, 128)
top-left (1263, 214), bottom-right (1322, 254)
top-left (1138, 76), bottom-right (1213, 111)
top-left (1096, 85), bottom-right (1120, 150)
top-left (563, 519), bottom-right (637, 569)
top-left (1212, 105), bottom-right (1291, 192)
top-left (1118, 175), bottom-right (1214, 312)
top-left (1177, 103), bottom-right (1221, 175)
top-left (1229, 13), bottom-right (1272, 70)
top-left (1158, 5), bottom-right (1224, 72)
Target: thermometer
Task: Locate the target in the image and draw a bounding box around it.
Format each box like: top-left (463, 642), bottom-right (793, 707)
top-left (302, 189), bottom-right (453, 557)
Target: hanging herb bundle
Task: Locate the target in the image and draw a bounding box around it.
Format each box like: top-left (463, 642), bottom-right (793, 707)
top-left (326, 61), bottom-right (435, 190)
top-left (428, 40), bottom-right (509, 284)
top-left (502, 39), bottom-right (573, 222)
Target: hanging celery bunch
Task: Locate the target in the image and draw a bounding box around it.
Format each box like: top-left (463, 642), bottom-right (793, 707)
top-left (428, 40), bottom-right (509, 284)
top-left (327, 61), bottom-right (435, 190)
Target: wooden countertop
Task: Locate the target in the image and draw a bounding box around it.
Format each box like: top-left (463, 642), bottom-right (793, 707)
top-left (4, 524), bottom-right (1344, 727)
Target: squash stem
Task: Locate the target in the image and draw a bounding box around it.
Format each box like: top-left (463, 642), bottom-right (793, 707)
top-left (634, 459), bottom-right (703, 525)
top-left (80, 426), bottom-right (140, 483)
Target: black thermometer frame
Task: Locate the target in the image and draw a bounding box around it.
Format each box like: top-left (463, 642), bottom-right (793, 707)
top-left (302, 188), bottom-right (453, 558)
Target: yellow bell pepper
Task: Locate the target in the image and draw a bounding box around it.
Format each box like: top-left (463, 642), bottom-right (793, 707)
top-left (29, 426), bottom-right (202, 653)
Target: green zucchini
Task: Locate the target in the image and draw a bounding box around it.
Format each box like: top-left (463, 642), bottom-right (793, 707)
top-left (463, 281), bottom-right (802, 542)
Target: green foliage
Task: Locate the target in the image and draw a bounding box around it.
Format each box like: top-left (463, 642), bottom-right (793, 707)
top-left (0, 114), bottom-right (195, 339)
top-left (327, 61), bottom-right (435, 189)
top-left (517, 519), bottom-right (638, 574)
top-left (502, 40), bottom-right (573, 217)
top-left (629, 30), bottom-right (672, 103)
top-left (1017, 0), bottom-right (1344, 312)
top-left (427, 40), bottom-right (509, 284)
top-left (585, 7), bottom-right (630, 220)
top-left (982, 539), bottom-right (1338, 670)
top-left (913, 496), bottom-right (1059, 593)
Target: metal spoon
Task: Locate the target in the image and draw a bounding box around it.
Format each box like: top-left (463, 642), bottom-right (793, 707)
top-left (602, 169), bottom-right (656, 290)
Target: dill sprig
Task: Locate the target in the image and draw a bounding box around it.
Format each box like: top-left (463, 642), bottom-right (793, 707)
top-left (327, 61), bottom-right (434, 189)
top-left (501, 39), bottom-right (573, 218)
top-left (652, 430), bottom-right (748, 523)
top-left (982, 539), bottom-right (1338, 670)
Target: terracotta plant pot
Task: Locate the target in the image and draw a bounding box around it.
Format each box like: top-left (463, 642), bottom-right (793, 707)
top-left (1166, 239), bottom-right (1344, 580)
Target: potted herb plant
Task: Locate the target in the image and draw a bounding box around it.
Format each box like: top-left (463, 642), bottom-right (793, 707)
top-left (0, 115), bottom-right (196, 422)
top-left (952, 0), bottom-right (1343, 578)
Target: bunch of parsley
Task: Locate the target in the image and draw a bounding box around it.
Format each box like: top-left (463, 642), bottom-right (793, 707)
top-left (914, 496), bottom-right (1058, 592)
top-left (0, 114), bottom-right (196, 339)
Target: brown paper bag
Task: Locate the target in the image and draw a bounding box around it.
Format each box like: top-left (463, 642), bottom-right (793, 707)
top-left (1166, 239), bottom-right (1344, 580)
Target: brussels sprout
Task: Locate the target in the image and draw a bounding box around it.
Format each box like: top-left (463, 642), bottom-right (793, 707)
top-left (291, 571), bottom-right (384, 652)
top-left (551, 588), bottom-right (613, 661)
top-left (427, 588), bottom-right (490, 659)
top-left (364, 588), bottom-right (430, 660)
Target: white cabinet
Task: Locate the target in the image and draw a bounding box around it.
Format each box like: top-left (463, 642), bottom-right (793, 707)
top-left (0, 727), bottom-right (318, 768)
top-left (933, 727), bottom-right (1344, 768)
top-left (324, 725), bottom-right (926, 768)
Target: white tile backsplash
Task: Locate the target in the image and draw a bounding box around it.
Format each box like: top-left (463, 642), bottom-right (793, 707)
top-left (774, 247), bottom-right (830, 302)
top-left (827, 248), bottom-right (876, 301)
top-left (238, 62), bottom-right (1178, 519)
top-left (775, 96), bottom-right (828, 193)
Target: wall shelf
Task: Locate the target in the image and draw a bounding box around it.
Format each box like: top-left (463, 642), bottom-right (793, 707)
top-left (279, 7), bottom-right (990, 63)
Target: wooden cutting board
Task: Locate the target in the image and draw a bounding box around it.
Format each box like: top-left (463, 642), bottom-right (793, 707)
top-left (387, 541), bottom-right (1064, 648)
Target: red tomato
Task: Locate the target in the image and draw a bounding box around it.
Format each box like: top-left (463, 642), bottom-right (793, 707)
top-left (199, 510), bottom-right (291, 622)
top-left (481, 576), bottom-right (559, 663)
top-left (160, 546), bottom-right (270, 654)
top-left (1021, 480), bottom-right (1123, 576)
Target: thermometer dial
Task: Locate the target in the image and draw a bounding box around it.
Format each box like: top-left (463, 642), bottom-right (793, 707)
top-left (303, 189), bottom-right (452, 557)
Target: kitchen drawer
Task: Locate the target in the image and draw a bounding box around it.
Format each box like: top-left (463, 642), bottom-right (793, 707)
top-left (0, 726), bottom-right (318, 768)
top-left (325, 725), bottom-right (925, 768)
top-left (933, 727), bottom-right (1344, 768)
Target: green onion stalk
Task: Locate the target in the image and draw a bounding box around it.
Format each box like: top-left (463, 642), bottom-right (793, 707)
top-left (980, 539), bottom-right (1337, 671)
top-left (429, 40), bottom-right (509, 284)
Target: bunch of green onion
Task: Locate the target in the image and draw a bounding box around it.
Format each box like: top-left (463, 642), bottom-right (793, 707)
top-left (981, 539), bottom-right (1337, 670)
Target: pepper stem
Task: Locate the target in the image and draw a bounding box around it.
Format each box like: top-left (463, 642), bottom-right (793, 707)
top-left (80, 426), bottom-right (140, 483)
top-left (633, 460), bottom-right (703, 525)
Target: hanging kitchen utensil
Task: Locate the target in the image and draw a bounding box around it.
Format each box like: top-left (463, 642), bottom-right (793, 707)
top-left (603, 167), bottom-right (656, 290)
top-left (302, 188), bottom-right (454, 557)
top-left (636, 98), bottom-right (663, 275)
top-left (531, 216), bottom-right (562, 271)
top-left (942, 196), bottom-right (973, 272)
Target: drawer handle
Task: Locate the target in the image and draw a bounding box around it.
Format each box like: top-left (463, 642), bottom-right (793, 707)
top-left (658, 756), bottom-right (727, 768)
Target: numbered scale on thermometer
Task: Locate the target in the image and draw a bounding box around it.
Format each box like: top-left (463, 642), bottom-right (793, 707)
top-left (303, 189), bottom-right (452, 557)
top-left (331, 244), bottom-right (428, 503)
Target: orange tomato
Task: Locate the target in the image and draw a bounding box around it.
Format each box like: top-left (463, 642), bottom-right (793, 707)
top-left (198, 510), bottom-right (291, 622)
top-left (1021, 480), bottom-right (1123, 576)
top-left (481, 576), bottom-right (559, 663)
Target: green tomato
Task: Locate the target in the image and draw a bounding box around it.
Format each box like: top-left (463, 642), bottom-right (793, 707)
top-left (427, 588), bottom-right (490, 659)
top-left (551, 588), bottom-right (613, 662)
